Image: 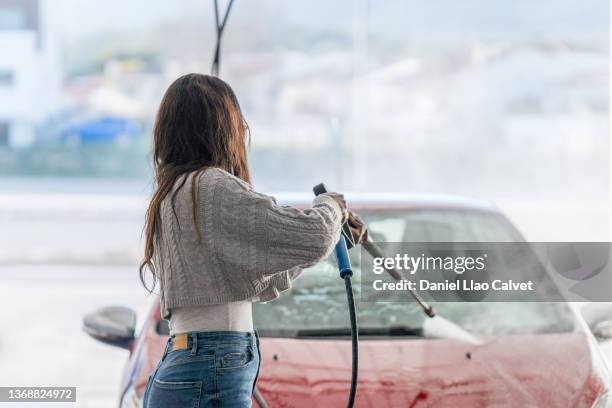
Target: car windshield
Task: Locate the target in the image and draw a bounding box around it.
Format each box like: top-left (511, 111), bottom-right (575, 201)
top-left (253, 208), bottom-right (575, 336)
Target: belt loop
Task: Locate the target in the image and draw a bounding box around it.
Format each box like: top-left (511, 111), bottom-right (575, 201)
top-left (161, 337), bottom-right (171, 361)
top-left (190, 333), bottom-right (198, 356)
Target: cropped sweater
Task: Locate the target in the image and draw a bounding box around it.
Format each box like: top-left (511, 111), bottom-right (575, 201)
top-left (153, 167), bottom-right (344, 320)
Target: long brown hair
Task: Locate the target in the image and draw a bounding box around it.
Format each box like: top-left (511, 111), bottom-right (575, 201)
top-left (140, 73), bottom-right (251, 291)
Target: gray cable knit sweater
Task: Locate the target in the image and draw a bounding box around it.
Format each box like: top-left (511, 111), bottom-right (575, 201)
top-left (154, 167), bottom-right (343, 319)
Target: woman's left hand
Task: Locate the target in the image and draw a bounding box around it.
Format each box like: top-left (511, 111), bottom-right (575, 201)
top-left (347, 211), bottom-right (368, 245)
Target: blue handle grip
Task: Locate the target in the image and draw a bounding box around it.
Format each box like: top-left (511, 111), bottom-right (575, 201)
top-left (313, 183), bottom-right (353, 279)
top-left (335, 235), bottom-right (353, 278)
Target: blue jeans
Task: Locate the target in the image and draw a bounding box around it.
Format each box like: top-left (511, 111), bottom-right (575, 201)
top-left (143, 331), bottom-right (261, 408)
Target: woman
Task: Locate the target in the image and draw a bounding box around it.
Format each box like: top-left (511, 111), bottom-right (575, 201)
top-left (140, 73), bottom-right (367, 408)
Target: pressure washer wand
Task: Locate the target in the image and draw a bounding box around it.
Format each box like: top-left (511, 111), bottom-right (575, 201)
top-left (361, 239), bottom-right (435, 318)
top-left (313, 183), bottom-right (358, 408)
top-left (314, 183), bottom-right (434, 319)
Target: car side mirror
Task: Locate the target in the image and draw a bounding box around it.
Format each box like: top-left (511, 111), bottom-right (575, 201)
top-left (83, 306), bottom-right (137, 350)
top-left (581, 303), bottom-right (612, 340)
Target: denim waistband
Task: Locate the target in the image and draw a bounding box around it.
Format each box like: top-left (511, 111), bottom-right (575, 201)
top-left (171, 330), bottom-right (257, 339)
top-left (167, 330), bottom-right (259, 351)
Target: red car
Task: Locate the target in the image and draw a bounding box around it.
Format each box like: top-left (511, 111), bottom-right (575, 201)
top-left (84, 193), bottom-right (612, 407)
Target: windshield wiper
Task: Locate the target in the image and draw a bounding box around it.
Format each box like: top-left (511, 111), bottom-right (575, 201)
top-left (294, 325), bottom-right (423, 338)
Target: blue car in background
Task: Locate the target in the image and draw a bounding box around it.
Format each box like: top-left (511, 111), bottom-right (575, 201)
top-left (61, 116), bottom-right (140, 145)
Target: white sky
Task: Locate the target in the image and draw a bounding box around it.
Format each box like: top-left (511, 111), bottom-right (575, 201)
top-left (47, 0), bottom-right (608, 44)
top-left (49, 0), bottom-right (209, 37)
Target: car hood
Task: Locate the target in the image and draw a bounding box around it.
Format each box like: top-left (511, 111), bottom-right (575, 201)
top-left (256, 332), bottom-right (605, 407)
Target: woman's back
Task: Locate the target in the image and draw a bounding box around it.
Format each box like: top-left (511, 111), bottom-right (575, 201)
top-left (154, 167), bottom-right (344, 320)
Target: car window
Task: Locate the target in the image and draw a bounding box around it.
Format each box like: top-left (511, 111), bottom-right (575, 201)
top-left (367, 209), bottom-right (521, 243)
top-left (253, 208), bottom-right (574, 336)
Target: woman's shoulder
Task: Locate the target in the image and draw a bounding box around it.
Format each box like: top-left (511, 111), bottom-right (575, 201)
top-left (197, 167), bottom-right (276, 207)
top-left (198, 167), bottom-right (252, 192)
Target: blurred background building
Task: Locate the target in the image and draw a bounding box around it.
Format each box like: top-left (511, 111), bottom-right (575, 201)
top-left (0, 0), bottom-right (62, 148)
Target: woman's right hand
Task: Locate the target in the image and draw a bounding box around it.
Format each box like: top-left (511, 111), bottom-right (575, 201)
top-left (324, 192), bottom-right (348, 222)
top-left (347, 211), bottom-right (368, 245)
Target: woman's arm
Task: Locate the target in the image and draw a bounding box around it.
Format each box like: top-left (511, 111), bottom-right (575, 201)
top-left (201, 168), bottom-right (344, 281)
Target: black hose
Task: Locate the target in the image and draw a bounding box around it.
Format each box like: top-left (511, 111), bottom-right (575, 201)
top-left (313, 182), bottom-right (359, 407)
top-left (344, 274), bottom-right (358, 408)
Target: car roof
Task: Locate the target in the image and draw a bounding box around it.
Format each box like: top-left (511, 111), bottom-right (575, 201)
top-left (273, 192), bottom-right (499, 213)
